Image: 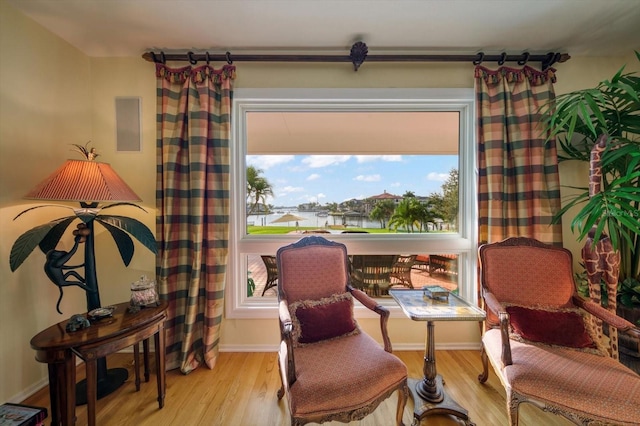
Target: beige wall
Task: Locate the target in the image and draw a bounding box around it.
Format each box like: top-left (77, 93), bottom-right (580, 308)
top-left (1, 0), bottom-right (91, 402)
top-left (1, 0), bottom-right (638, 403)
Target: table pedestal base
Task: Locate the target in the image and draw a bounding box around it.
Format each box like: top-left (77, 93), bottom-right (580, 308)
top-left (75, 367), bottom-right (128, 405)
top-left (408, 377), bottom-right (475, 426)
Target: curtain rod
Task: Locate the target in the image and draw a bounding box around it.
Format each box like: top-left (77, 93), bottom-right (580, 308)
top-left (142, 42), bottom-right (570, 71)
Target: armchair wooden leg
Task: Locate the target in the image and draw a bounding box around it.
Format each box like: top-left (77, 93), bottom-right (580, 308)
top-left (277, 383), bottom-right (285, 400)
top-left (507, 390), bottom-right (520, 426)
top-left (276, 357), bottom-right (285, 400)
top-left (396, 380), bottom-right (409, 426)
top-left (478, 344), bottom-right (489, 383)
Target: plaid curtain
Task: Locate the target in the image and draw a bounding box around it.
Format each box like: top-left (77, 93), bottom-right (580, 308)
top-left (476, 65), bottom-right (562, 245)
top-left (155, 63), bottom-right (235, 373)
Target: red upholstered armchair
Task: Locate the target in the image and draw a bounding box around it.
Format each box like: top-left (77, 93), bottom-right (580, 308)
top-left (478, 237), bottom-right (640, 425)
top-left (276, 236), bottom-right (408, 425)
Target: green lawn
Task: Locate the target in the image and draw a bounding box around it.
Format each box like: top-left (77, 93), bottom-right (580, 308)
top-left (247, 226), bottom-right (428, 235)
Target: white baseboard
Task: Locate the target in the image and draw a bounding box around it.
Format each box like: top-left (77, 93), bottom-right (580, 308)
top-left (7, 377), bottom-right (49, 404)
top-left (219, 344), bottom-right (279, 352)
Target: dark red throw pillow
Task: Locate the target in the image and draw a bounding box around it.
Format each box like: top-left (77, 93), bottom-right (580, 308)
top-left (506, 305), bottom-right (597, 349)
top-left (293, 295), bottom-right (357, 344)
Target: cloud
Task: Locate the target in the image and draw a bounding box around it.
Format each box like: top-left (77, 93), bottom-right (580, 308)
top-left (355, 155), bottom-right (402, 163)
top-left (390, 182), bottom-right (401, 187)
top-left (354, 174), bottom-right (381, 182)
top-left (307, 193), bottom-right (326, 203)
top-left (426, 172), bottom-right (448, 182)
top-left (247, 155), bottom-right (295, 170)
top-left (278, 186), bottom-right (304, 197)
top-left (302, 155), bottom-right (351, 168)
top-left (307, 173), bottom-right (321, 181)
top-left (342, 194), bottom-right (366, 202)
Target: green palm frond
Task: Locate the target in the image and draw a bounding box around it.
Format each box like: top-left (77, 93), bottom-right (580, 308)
top-left (100, 202), bottom-right (148, 213)
top-left (541, 51), bottom-right (640, 281)
top-left (10, 202), bottom-right (157, 274)
top-left (96, 215), bottom-right (158, 254)
top-left (13, 204), bottom-right (76, 221)
top-left (99, 220), bottom-right (135, 266)
top-left (10, 217), bottom-right (75, 271)
top-left (38, 217), bottom-right (78, 254)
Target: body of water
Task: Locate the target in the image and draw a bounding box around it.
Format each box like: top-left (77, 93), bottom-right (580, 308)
top-left (247, 211), bottom-right (383, 229)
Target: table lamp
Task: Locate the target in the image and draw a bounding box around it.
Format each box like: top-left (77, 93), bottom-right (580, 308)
top-left (10, 144), bottom-right (157, 402)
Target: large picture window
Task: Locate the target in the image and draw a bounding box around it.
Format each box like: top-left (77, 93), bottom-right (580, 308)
top-left (226, 89), bottom-right (476, 318)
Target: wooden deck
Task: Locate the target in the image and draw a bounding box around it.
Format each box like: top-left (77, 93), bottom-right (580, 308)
top-left (247, 254), bottom-right (457, 297)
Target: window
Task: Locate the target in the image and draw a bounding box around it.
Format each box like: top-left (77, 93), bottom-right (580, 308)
top-left (226, 89), bottom-right (476, 318)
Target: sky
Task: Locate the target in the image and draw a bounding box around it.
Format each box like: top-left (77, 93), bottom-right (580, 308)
top-left (247, 154), bottom-right (458, 207)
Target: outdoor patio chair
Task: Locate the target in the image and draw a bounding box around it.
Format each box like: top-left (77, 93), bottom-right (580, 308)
top-left (260, 255), bottom-right (278, 296)
top-left (428, 254), bottom-right (458, 276)
top-left (349, 255), bottom-right (396, 296)
top-left (478, 237), bottom-right (640, 425)
top-left (276, 236), bottom-right (408, 426)
top-left (390, 254), bottom-right (416, 288)
top-left (412, 254), bottom-right (430, 272)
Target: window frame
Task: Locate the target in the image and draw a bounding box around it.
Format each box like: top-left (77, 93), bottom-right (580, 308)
top-left (226, 88), bottom-right (477, 319)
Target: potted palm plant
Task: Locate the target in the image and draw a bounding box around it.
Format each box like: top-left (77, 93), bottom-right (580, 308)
top-left (541, 52), bottom-right (640, 355)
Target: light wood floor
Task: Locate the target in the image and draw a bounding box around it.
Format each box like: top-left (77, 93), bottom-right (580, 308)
top-left (21, 350), bottom-right (573, 426)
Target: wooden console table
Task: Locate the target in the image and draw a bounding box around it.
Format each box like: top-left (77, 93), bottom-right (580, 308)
top-left (389, 289), bottom-right (485, 425)
top-left (30, 301), bottom-right (168, 426)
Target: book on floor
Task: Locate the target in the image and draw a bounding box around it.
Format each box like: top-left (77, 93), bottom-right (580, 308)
top-left (0, 403), bottom-right (47, 426)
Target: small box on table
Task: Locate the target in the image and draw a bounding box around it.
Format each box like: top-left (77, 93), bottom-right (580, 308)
top-left (422, 285), bottom-right (450, 300)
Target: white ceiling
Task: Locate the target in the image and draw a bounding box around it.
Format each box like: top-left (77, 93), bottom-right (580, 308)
top-left (248, 112), bottom-right (459, 154)
top-left (7, 0), bottom-right (640, 59)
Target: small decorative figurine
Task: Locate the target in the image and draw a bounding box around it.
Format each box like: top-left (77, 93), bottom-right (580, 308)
top-left (44, 231), bottom-right (94, 314)
top-left (65, 314), bottom-right (90, 332)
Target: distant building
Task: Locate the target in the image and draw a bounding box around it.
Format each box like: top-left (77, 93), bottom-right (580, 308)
top-left (363, 190), bottom-right (402, 213)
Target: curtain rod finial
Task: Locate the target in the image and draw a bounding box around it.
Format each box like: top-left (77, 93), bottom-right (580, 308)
top-left (350, 41), bottom-right (368, 71)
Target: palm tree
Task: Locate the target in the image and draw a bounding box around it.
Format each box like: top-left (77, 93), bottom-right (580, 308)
top-left (388, 198), bottom-right (425, 233)
top-left (246, 165), bottom-right (274, 215)
top-left (369, 199), bottom-right (395, 228)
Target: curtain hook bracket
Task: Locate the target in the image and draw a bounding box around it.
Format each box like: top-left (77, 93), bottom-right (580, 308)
top-left (473, 52), bottom-right (485, 65)
top-left (542, 52), bottom-right (556, 70)
top-left (187, 51), bottom-right (197, 65)
top-left (517, 52), bottom-right (530, 66)
top-left (160, 51), bottom-right (166, 65)
top-left (225, 51), bottom-right (233, 64)
top-left (205, 52), bottom-right (211, 65)
top-left (498, 52), bottom-right (507, 66)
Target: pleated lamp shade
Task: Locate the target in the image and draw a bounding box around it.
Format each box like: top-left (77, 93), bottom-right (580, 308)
top-left (25, 159), bottom-right (141, 202)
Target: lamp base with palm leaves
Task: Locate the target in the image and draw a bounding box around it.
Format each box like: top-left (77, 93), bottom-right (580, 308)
top-left (73, 208), bottom-right (129, 405)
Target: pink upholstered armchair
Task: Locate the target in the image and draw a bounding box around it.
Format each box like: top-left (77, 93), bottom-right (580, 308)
top-left (478, 237), bottom-right (640, 425)
top-left (276, 236), bottom-right (408, 425)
